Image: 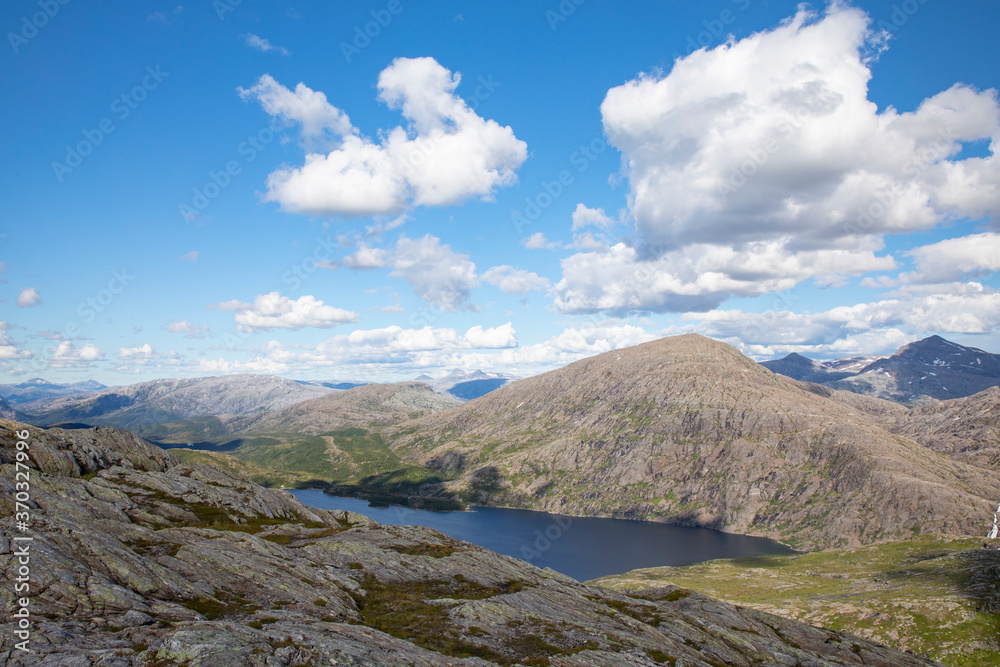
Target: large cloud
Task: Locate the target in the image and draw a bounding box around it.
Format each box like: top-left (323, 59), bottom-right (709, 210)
top-left (215, 292), bottom-right (359, 333)
top-left (556, 4), bottom-right (999, 316)
top-left (603, 4), bottom-right (999, 251)
top-left (241, 57), bottom-right (528, 217)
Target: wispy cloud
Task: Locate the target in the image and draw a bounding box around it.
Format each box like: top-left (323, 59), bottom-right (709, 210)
top-left (243, 33), bottom-right (290, 56)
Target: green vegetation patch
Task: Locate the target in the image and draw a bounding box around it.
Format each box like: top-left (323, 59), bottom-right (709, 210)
top-left (591, 536), bottom-right (1000, 667)
top-left (350, 574), bottom-right (526, 664)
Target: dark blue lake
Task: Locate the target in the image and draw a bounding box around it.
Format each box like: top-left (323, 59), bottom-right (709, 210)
top-left (289, 490), bottom-right (796, 581)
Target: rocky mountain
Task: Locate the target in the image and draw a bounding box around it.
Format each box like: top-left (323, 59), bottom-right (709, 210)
top-left (415, 369), bottom-right (519, 401)
top-left (390, 334), bottom-right (999, 550)
top-left (760, 352), bottom-right (854, 383)
top-left (24, 374), bottom-right (335, 429)
top-left (891, 386), bottom-right (1000, 471)
top-left (828, 335), bottom-right (1000, 404)
top-left (0, 377), bottom-right (106, 406)
top-left (0, 418), bottom-right (942, 666)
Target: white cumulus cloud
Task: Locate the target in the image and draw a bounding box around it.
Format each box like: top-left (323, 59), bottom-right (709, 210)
top-left (241, 57), bottom-right (528, 217)
top-left (602, 4), bottom-right (1000, 252)
top-left (16, 288), bottom-right (41, 307)
top-left (556, 4), bottom-right (999, 316)
top-left (50, 342), bottom-right (105, 367)
top-left (215, 292), bottom-right (360, 333)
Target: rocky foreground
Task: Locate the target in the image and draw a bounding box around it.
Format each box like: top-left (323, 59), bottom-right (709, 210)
top-left (0, 419), bottom-right (945, 666)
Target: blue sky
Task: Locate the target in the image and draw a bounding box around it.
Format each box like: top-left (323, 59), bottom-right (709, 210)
top-left (2, 0), bottom-right (999, 385)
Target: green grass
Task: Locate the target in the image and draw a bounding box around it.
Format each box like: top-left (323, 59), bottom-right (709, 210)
top-left (591, 535), bottom-right (1000, 666)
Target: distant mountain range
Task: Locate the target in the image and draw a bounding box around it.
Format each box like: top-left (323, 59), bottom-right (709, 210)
top-left (413, 369), bottom-right (519, 400)
top-left (23, 375), bottom-right (335, 429)
top-left (0, 377), bottom-right (107, 406)
top-left (763, 335), bottom-right (1000, 405)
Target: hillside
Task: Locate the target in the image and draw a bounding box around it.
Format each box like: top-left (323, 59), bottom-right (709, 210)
top-left (390, 334), bottom-right (999, 550)
top-left (892, 386), bottom-right (1000, 471)
top-left (829, 336), bottom-right (1000, 405)
top-left (26, 374), bottom-right (334, 429)
top-left (162, 383), bottom-right (463, 489)
top-left (0, 418), bottom-right (940, 666)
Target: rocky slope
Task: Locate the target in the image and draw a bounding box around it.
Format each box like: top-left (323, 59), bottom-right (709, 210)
top-left (25, 375), bottom-right (334, 429)
top-left (891, 386), bottom-right (1000, 471)
top-left (828, 336), bottom-right (1000, 405)
top-left (0, 419), bottom-right (941, 666)
top-left (390, 335), bottom-right (999, 550)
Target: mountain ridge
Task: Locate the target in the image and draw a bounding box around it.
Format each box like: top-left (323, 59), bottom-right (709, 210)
top-left (389, 334), bottom-right (999, 550)
top-left (24, 374), bottom-right (335, 429)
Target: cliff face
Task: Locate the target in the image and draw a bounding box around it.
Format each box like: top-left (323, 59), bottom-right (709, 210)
top-left (391, 335), bottom-right (999, 550)
top-left (0, 419), bottom-right (943, 666)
